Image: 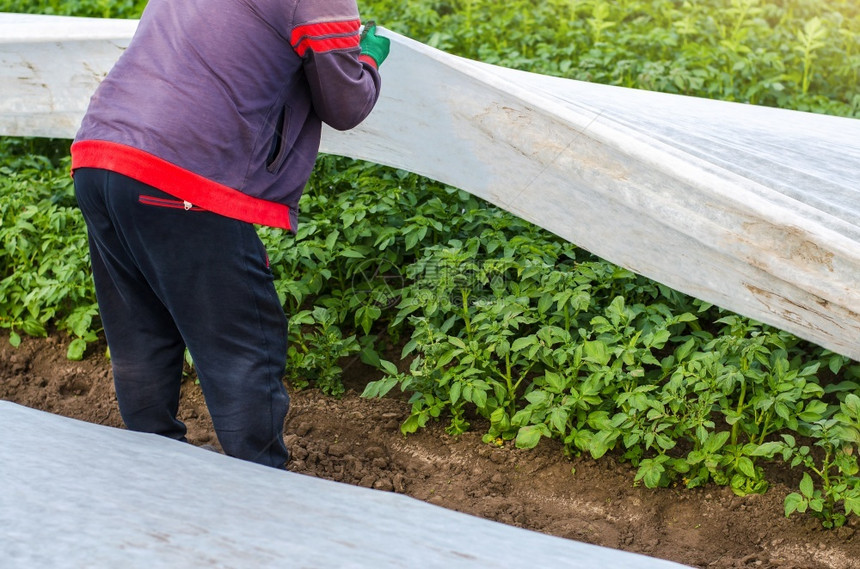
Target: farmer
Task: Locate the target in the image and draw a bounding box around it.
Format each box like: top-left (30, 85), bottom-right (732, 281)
top-left (70, 0), bottom-right (390, 469)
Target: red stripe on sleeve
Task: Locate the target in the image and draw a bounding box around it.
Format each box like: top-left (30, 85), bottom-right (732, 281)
top-left (291, 19), bottom-right (360, 57)
top-left (294, 34), bottom-right (360, 57)
top-left (290, 19), bottom-right (360, 45)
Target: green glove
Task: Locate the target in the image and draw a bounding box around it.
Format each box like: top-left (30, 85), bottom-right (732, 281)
top-left (360, 22), bottom-right (390, 68)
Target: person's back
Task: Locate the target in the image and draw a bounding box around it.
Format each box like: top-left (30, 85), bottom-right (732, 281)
top-left (74, 0), bottom-right (384, 230)
top-left (71, 0), bottom-right (390, 469)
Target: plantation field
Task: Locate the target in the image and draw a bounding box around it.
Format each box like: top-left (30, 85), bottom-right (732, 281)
top-left (1, 0), bottom-right (859, 567)
top-left (4, 332), bottom-right (860, 568)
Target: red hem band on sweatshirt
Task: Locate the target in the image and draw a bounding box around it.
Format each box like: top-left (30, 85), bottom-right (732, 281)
top-left (70, 140), bottom-right (292, 231)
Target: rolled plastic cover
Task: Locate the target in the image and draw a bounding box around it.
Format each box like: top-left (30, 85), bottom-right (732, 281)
top-left (1, 14), bottom-right (859, 359)
top-left (0, 401), bottom-right (693, 569)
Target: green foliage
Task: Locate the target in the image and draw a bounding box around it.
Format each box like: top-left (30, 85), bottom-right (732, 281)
top-left (365, 252), bottom-right (856, 505)
top-left (0, 146), bottom-right (99, 358)
top-left (0, 0), bottom-right (147, 18)
top-left (2, 0), bottom-right (858, 529)
top-left (781, 394), bottom-right (860, 528)
top-left (362, 0), bottom-right (859, 117)
top-left (286, 306), bottom-right (361, 397)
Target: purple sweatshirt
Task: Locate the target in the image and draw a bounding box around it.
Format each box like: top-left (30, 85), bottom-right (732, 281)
top-left (71, 0), bottom-right (382, 231)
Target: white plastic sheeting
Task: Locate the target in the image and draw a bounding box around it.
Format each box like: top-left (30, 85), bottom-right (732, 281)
top-left (0, 14), bottom-right (136, 138)
top-left (1, 14), bottom-right (859, 359)
top-left (0, 401), bottom-right (693, 568)
top-left (322, 34), bottom-right (860, 360)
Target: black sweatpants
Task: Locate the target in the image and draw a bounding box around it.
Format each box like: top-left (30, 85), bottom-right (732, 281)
top-left (74, 168), bottom-right (290, 469)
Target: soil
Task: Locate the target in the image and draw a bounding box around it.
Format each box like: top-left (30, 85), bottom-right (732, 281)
top-left (2, 332), bottom-right (859, 569)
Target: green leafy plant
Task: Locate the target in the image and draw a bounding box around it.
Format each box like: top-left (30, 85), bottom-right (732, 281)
top-left (0, 152), bottom-right (100, 357)
top-left (286, 306), bottom-right (361, 397)
top-left (783, 394), bottom-right (860, 528)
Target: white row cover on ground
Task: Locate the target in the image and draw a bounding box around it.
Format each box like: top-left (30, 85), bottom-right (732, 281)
top-left (1, 13), bottom-right (859, 359)
top-left (0, 401), bottom-right (692, 569)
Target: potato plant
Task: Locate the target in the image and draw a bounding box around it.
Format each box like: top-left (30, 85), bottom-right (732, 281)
top-left (0, 144), bottom-right (98, 359)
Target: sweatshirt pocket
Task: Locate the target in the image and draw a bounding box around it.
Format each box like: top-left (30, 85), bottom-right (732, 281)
top-left (266, 104), bottom-right (293, 173)
top-left (138, 194), bottom-right (205, 211)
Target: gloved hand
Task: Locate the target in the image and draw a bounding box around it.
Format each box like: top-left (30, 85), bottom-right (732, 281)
top-left (360, 22), bottom-right (390, 68)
